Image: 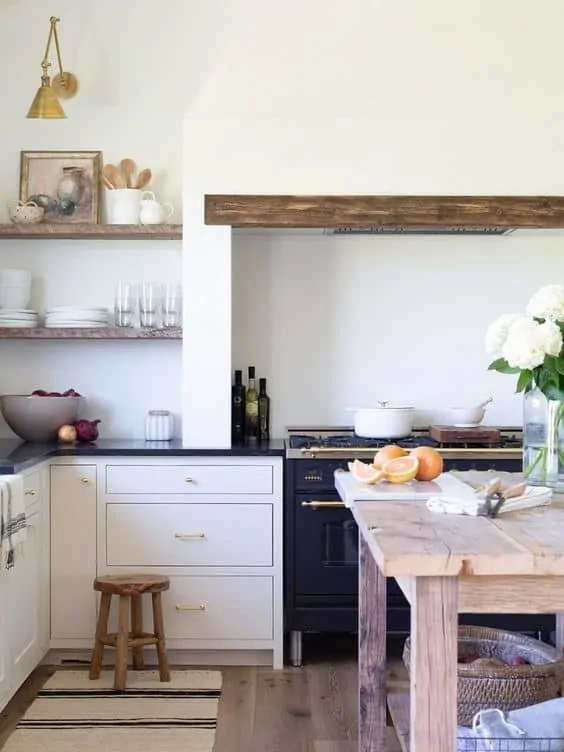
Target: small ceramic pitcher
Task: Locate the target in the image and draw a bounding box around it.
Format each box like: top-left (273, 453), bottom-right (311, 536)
top-left (139, 191), bottom-right (174, 225)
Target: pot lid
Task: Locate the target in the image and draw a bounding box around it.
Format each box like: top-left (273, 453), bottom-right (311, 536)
top-left (346, 402), bottom-right (414, 411)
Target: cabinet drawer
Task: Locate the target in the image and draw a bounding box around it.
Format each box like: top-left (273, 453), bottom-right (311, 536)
top-left (161, 576), bottom-right (273, 640)
top-left (105, 464), bottom-right (273, 495)
top-left (106, 503), bottom-right (273, 567)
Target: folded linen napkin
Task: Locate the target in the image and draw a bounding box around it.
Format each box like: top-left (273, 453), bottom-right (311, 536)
top-left (0, 474), bottom-right (26, 569)
top-left (426, 485), bottom-right (553, 517)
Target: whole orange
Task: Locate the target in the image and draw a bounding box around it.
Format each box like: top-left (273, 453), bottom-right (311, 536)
top-left (410, 446), bottom-right (443, 481)
top-left (373, 444), bottom-right (407, 469)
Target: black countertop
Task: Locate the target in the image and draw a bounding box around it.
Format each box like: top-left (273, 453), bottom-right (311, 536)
top-left (0, 438), bottom-right (286, 474)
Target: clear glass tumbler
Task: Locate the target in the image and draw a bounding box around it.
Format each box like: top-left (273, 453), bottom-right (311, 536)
top-left (162, 284), bottom-right (182, 328)
top-left (139, 282), bottom-right (160, 328)
top-left (114, 282), bottom-right (136, 327)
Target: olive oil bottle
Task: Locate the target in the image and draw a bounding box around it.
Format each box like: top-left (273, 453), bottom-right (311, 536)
top-left (231, 369), bottom-right (246, 444)
top-left (258, 378), bottom-right (271, 442)
top-left (245, 366), bottom-right (259, 441)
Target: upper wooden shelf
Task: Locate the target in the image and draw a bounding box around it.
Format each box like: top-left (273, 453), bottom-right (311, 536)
top-left (204, 194), bottom-right (564, 230)
top-left (0, 224), bottom-right (182, 240)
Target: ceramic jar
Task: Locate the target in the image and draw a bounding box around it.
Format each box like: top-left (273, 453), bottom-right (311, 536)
top-left (145, 410), bottom-right (173, 441)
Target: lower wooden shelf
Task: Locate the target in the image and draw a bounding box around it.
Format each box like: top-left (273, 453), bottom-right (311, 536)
top-left (0, 327), bottom-right (182, 340)
top-left (387, 692), bottom-right (409, 752)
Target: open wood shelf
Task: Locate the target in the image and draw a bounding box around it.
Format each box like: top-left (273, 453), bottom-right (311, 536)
top-left (205, 194), bottom-right (564, 230)
top-left (0, 327), bottom-right (182, 340)
top-left (0, 224), bottom-right (182, 240)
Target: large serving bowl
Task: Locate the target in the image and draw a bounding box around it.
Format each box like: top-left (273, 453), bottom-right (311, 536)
top-left (0, 395), bottom-right (83, 442)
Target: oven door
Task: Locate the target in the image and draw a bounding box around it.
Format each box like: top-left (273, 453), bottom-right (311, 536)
top-left (294, 493), bottom-right (359, 596)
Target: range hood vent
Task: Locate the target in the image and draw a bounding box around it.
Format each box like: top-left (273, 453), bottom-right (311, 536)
top-left (327, 226), bottom-right (513, 236)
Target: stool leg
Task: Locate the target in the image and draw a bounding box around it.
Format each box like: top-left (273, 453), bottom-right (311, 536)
top-left (90, 592), bottom-right (112, 680)
top-left (152, 592), bottom-right (171, 682)
top-left (131, 594), bottom-right (144, 670)
top-left (114, 594), bottom-right (130, 691)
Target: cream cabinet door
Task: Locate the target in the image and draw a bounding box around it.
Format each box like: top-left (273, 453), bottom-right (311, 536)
top-left (0, 574), bottom-right (10, 711)
top-left (9, 505), bottom-right (44, 692)
top-left (50, 465), bottom-right (97, 639)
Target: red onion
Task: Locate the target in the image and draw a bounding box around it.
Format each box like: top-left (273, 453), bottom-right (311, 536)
top-left (74, 419), bottom-right (101, 442)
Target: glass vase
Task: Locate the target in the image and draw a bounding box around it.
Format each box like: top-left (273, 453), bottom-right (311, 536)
top-left (523, 385), bottom-right (564, 490)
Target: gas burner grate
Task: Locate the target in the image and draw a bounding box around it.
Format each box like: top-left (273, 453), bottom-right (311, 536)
top-left (288, 434), bottom-right (440, 450)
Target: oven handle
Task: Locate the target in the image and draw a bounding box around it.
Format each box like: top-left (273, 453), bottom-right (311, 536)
top-left (301, 500), bottom-right (345, 509)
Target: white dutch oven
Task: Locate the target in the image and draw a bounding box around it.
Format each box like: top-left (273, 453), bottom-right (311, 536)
top-left (346, 402), bottom-right (414, 438)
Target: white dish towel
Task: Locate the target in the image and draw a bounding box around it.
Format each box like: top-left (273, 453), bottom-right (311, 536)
top-left (0, 474), bottom-right (26, 569)
top-left (426, 485), bottom-right (553, 516)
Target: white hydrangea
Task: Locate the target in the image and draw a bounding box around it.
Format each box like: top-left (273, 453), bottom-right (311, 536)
top-left (501, 315), bottom-right (563, 370)
top-left (485, 313), bottom-right (521, 358)
top-left (526, 284), bottom-right (564, 321)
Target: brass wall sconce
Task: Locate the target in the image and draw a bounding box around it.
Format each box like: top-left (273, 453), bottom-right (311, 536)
top-left (26, 16), bottom-right (79, 119)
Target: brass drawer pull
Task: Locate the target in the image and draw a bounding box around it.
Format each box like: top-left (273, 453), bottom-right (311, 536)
top-left (81, 477), bottom-right (90, 485)
top-left (174, 532), bottom-right (206, 540)
top-left (185, 477), bottom-right (194, 484)
top-left (301, 500), bottom-right (345, 509)
top-left (24, 489), bottom-right (36, 496)
top-left (175, 604), bottom-right (206, 612)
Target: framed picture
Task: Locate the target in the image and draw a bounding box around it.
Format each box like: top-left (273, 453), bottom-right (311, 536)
top-left (19, 150), bottom-right (102, 224)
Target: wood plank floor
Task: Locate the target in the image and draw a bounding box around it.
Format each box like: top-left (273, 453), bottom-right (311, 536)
top-left (0, 636), bottom-right (408, 751)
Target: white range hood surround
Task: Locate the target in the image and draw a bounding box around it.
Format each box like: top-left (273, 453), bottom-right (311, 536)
top-left (181, 0), bottom-right (564, 447)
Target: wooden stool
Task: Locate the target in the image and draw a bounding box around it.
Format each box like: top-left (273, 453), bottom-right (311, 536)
top-left (89, 574), bottom-right (171, 690)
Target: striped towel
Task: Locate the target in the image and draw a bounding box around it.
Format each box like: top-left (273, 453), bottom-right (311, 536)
top-left (0, 474), bottom-right (26, 569)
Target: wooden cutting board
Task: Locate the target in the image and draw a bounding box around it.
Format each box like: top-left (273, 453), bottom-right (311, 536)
top-left (429, 425), bottom-right (501, 444)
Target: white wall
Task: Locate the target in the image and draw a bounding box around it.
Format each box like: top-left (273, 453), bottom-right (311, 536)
top-left (0, 0), bottom-right (194, 438)
top-left (183, 0), bottom-right (564, 444)
top-left (232, 230), bottom-right (564, 436)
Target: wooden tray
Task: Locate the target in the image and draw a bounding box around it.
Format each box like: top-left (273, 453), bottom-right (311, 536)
top-left (430, 425), bottom-right (501, 444)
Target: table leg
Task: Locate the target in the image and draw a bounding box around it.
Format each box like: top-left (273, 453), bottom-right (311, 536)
top-left (359, 535), bottom-right (387, 752)
top-left (555, 613), bottom-right (564, 654)
top-left (411, 576), bottom-right (458, 752)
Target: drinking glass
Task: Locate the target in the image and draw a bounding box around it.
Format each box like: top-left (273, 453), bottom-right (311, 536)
top-left (139, 282), bottom-right (160, 328)
top-left (162, 284), bottom-right (182, 328)
top-left (114, 282), bottom-right (136, 327)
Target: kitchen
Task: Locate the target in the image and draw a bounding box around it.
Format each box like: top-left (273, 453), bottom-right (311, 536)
top-left (2, 1), bottom-right (564, 750)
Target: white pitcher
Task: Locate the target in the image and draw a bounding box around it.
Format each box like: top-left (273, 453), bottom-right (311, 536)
top-left (139, 191), bottom-right (174, 225)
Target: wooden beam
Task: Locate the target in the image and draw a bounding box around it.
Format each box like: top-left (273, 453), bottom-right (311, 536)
top-left (205, 194), bottom-right (564, 229)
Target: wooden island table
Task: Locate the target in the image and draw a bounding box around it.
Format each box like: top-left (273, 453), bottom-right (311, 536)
top-left (335, 469), bottom-right (564, 752)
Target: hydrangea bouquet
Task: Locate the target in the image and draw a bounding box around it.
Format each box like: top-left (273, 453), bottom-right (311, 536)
top-left (486, 284), bottom-right (564, 485)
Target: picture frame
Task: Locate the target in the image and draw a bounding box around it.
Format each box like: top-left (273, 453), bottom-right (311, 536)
top-left (19, 150), bottom-right (102, 224)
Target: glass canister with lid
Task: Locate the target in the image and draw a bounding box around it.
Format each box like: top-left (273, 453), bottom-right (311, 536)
top-left (145, 410), bottom-right (173, 441)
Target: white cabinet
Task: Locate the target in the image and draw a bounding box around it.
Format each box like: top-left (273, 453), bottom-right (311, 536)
top-left (0, 465), bottom-right (49, 712)
top-left (50, 464), bottom-right (97, 644)
top-left (100, 456), bottom-right (284, 668)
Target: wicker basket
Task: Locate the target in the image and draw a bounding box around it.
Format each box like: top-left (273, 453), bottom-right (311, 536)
top-left (403, 625), bottom-right (564, 726)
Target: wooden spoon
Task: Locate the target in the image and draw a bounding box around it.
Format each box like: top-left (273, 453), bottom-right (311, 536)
top-left (135, 168), bottom-right (152, 190)
top-left (102, 164), bottom-right (117, 189)
top-left (103, 163), bottom-right (125, 189)
top-left (120, 158), bottom-right (135, 189)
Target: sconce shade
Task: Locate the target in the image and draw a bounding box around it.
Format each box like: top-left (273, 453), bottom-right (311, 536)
top-left (26, 77), bottom-right (66, 119)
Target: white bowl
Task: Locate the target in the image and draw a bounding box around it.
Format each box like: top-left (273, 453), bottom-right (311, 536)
top-left (0, 286), bottom-right (31, 309)
top-left (449, 406), bottom-right (486, 427)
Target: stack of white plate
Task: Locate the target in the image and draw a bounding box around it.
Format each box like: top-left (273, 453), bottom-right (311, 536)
top-left (45, 307), bottom-right (110, 328)
top-left (0, 309), bottom-right (39, 328)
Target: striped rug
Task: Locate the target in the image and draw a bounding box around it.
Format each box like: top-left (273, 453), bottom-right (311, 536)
top-left (3, 669), bottom-right (222, 752)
